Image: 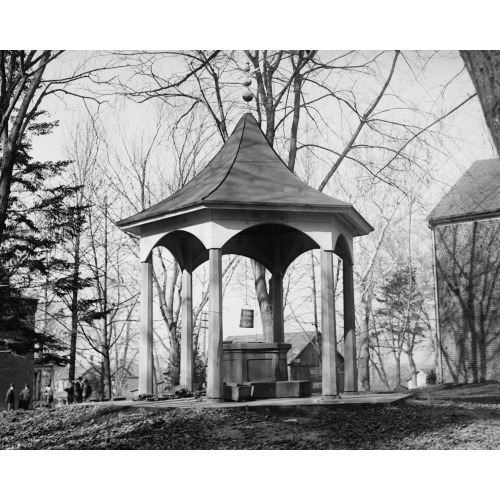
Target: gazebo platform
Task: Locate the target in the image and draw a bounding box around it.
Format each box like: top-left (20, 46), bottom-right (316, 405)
top-left (108, 392), bottom-right (412, 411)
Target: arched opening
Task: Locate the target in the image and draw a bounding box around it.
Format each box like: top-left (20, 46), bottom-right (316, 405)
top-left (219, 224), bottom-right (347, 397)
top-left (143, 232), bottom-right (210, 396)
top-left (154, 230), bottom-right (208, 271)
top-left (334, 233), bottom-right (353, 264)
top-left (222, 222), bottom-right (320, 274)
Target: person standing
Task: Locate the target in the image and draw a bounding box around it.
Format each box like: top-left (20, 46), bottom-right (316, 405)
top-left (5, 383), bottom-right (15, 410)
top-left (74, 377), bottom-right (83, 403)
top-left (44, 383), bottom-right (54, 408)
top-left (82, 379), bottom-right (92, 402)
top-left (64, 381), bottom-right (74, 405)
top-left (19, 384), bottom-right (30, 410)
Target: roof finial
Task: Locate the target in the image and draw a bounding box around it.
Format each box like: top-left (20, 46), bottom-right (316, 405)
top-left (242, 62), bottom-right (254, 106)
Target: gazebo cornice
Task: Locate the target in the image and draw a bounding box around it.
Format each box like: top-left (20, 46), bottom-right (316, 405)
top-left (118, 202), bottom-right (373, 238)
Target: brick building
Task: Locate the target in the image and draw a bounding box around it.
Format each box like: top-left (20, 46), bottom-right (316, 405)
top-left (0, 293), bottom-right (38, 409)
top-left (0, 350), bottom-right (34, 410)
top-left (428, 158), bottom-right (500, 383)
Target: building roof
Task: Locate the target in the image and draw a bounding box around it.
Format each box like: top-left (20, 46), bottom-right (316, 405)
top-left (428, 158), bottom-right (500, 226)
top-left (51, 365), bottom-right (86, 380)
top-left (118, 113), bottom-right (369, 230)
top-left (225, 331), bottom-right (319, 364)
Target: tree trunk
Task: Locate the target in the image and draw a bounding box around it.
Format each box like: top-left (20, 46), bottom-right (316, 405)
top-left (252, 260), bottom-right (274, 341)
top-left (169, 325), bottom-right (181, 386)
top-left (0, 143), bottom-right (15, 242)
top-left (102, 351), bottom-right (112, 398)
top-left (394, 354), bottom-right (401, 390)
top-left (310, 252), bottom-right (322, 366)
top-left (461, 51), bottom-right (500, 157)
top-left (287, 66), bottom-right (302, 173)
top-left (358, 283), bottom-right (373, 391)
top-left (100, 360), bottom-right (105, 398)
top-left (371, 357), bottom-right (391, 391)
top-left (408, 350), bottom-right (418, 388)
top-left (69, 231), bottom-right (80, 382)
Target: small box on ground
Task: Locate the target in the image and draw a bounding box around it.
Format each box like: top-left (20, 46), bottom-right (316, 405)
top-left (276, 380), bottom-right (312, 398)
top-left (243, 381), bottom-right (277, 398)
top-left (223, 384), bottom-right (254, 402)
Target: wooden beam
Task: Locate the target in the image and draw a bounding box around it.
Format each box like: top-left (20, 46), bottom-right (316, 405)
top-left (139, 257), bottom-right (153, 394)
top-left (321, 250), bottom-right (338, 396)
top-left (207, 248), bottom-right (224, 400)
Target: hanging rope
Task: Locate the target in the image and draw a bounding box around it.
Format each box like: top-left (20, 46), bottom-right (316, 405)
top-left (239, 257), bottom-right (254, 328)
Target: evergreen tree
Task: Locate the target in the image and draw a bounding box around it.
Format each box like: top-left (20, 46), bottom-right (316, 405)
top-left (0, 114), bottom-right (88, 365)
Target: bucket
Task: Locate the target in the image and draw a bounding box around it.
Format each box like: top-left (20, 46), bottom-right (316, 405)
top-left (239, 308), bottom-right (254, 328)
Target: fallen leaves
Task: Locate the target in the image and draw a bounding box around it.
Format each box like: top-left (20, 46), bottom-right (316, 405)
top-left (2, 383), bottom-right (500, 449)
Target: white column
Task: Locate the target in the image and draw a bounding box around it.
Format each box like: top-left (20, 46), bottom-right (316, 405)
top-left (180, 249), bottom-right (193, 390)
top-left (272, 242), bottom-right (284, 343)
top-left (207, 248), bottom-right (223, 400)
top-left (343, 259), bottom-right (358, 392)
top-left (321, 250), bottom-right (338, 396)
top-left (139, 256), bottom-right (153, 394)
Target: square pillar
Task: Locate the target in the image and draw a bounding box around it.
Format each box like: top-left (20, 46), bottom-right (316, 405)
top-left (272, 241), bottom-right (284, 343)
top-left (207, 248), bottom-right (223, 400)
top-left (321, 250), bottom-right (338, 396)
top-left (343, 259), bottom-right (358, 392)
top-left (180, 249), bottom-right (193, 390)
top-left (139, 256), bottom-right (153, 394)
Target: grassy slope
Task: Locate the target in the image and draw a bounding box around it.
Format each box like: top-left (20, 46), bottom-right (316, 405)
top-left (2, 382), bottom-right (500, 450)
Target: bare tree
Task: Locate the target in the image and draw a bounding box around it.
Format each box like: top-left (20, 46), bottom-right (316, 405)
top-left (0, 50), bottom-right (122, 245)
top-left (357, 197), bottom-right (403, 390)
top-left (61, 118), bottom-right (104, 382)
top-left (109, 50), bottom-right (478, 387)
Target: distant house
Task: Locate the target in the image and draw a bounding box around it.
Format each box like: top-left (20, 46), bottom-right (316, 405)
top-left (225, 331), bottom-right (344, 391)
top-left (40, 365), bottom-right (87, 404)
top-left (406, 371), bottom-right (428, 390)
top-left (428, 158), bottom-right (500, 383)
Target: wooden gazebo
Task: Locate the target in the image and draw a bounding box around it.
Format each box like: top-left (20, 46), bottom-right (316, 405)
top-left (117, 113), bottom-right (373, 401)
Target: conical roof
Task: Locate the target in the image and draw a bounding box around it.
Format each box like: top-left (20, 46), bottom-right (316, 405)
top-left (118, 113), bottom-right (367, 230)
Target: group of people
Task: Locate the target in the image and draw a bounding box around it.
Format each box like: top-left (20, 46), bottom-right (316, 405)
top-left (63, 377), bottom-right (92, 404)
top-left (4, 377), bottom-right (93, 411)
top-left (4, 383), bottom-right (31, 411)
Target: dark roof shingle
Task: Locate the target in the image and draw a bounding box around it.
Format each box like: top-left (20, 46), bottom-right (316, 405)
top-left (428, 158), bottom-right (500, 225)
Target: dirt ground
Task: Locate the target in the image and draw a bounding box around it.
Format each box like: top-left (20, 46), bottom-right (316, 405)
top-left (2, 382), bottom-right (500, 449)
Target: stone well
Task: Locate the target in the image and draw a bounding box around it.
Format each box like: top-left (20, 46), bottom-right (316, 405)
top-left (222, 341), bottom-right (291, 384)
